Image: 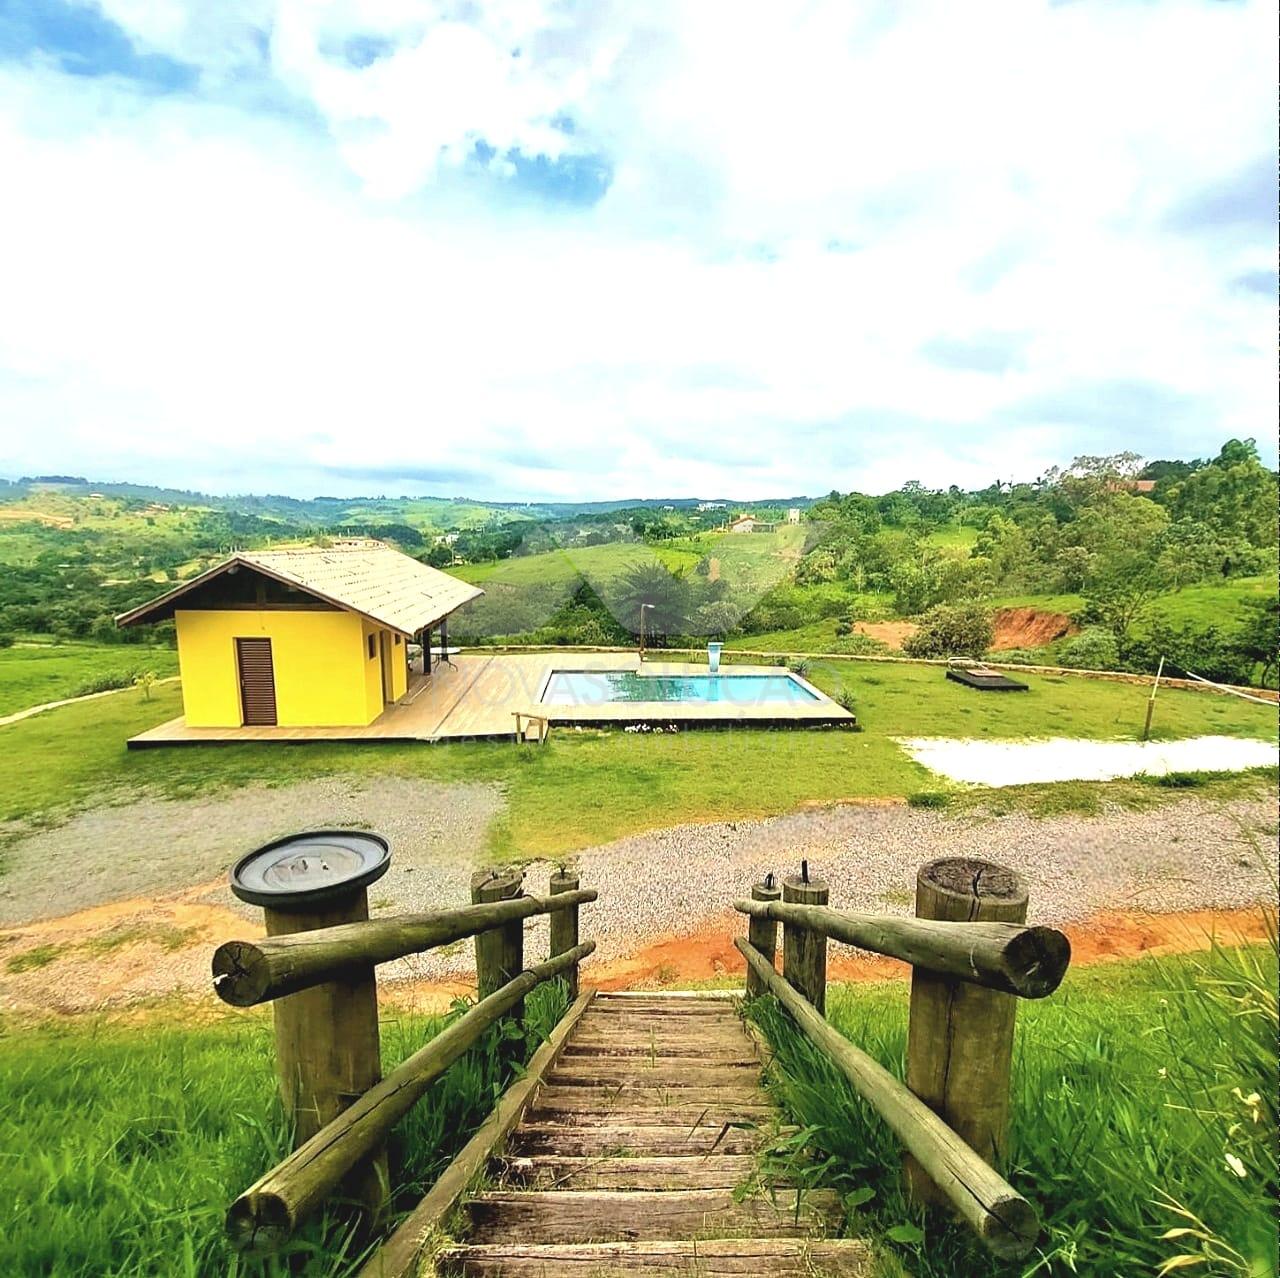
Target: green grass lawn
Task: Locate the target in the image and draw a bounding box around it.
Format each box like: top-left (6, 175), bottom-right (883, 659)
top-left (0, 983), bottom-right (568, 1278)
top-left (750, 935), bottom-right (1277, 1277)
top-left (1, 656), bottom-right (1274, 855)
top-left (0, 643), bottom-right (178, 716)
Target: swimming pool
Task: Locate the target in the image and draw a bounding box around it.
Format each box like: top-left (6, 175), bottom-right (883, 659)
top-left (542, 670), bottom-right (819, 706)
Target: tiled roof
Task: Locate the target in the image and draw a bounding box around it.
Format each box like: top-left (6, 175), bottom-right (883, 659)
top-left (117, 541), bottom-right (483, 634)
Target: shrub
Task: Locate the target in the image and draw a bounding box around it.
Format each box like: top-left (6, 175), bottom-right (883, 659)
top-left (991, 647), bottom-right (1040, 665)
top-left (74, 671), bottom-right (138, 697)
top-left (830, 632), bottom-right (891, 657)
top-left (787, 657), bottom-right (812, 678)
top-left (907, 790), bottom-right (950, 809)
top-left (1057, 627), bottom-right (1121, 671)
top-left (901, 602), bottom-right (993, 658)
top-left (1154, 771), bottom-right (1205, 789)
top-left (0, 632), bottom-right (14, 649)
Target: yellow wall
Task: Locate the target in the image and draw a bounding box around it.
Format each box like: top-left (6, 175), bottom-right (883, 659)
top-left (175, 609), bottom-right (402, 728)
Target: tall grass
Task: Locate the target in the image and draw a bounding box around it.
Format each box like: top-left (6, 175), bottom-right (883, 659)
top-left (747, 924), bottom-right (1278, 1277)
top-left (1, 982), bottom-right (568, 1277)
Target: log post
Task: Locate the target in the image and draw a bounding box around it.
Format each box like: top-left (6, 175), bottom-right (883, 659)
top-left (782, 862), bottom-right (828, 1014)
top-left (263, 892), bottom-right (387, 1221)
top-left (548, 867), bottom-right (581, 999)
top-left (905, 857), bottom-right (1028, 1205)
top-left (472, 868), bottom-right (524, 1022)
top-left (745, 872), bottom-right (782, 998)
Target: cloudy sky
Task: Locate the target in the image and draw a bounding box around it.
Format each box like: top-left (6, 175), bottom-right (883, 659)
top-left (0, 1), bottom-right (1274, 501)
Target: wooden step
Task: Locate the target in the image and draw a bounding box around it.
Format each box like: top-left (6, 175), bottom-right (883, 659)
top-left (504, 1154), bottom-right (763, 1191)
top-left (438, 1237), bottom-right (875, 1275)
top-left (465, 1188), bottom-right (845, 1244)
top-left (532, 1085), bottom-right (770, 1112)
top-left (548, 1061), bottom-right (759, 1088)
top-left (588, 1000), bottom-right (741, 1016)
top-left (527, 1101), bottom-right (774, 1128)
top-left (560, 1041), bottom-right (751, 1061)
top-left (510, 1123), bottom-right (784, 1157)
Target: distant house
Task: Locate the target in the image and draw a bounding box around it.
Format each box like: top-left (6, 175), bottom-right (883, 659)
top-left (787, 508), bottom-right (801, 524)
top-left (727, 514), bottom-right (777, 534)
top-left (116, 541), bottom-right (482, 729)
top-left (696, 501), bottom-right (726, 512)
top-left (1105, 478), bottom-right (1158, 494)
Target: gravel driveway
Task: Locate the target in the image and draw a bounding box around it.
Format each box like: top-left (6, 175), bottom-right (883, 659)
top-left (0, 776), bottom-right (504, 927)
top-left (0, 776), bottom-right (1273, 1011)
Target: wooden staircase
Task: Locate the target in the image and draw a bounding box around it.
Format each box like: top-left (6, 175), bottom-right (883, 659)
top-left (437, 993), bottom-right (874, 1276)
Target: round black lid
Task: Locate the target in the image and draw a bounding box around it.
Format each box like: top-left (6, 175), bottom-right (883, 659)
top-left (230, 830), bottom-right (391, 910)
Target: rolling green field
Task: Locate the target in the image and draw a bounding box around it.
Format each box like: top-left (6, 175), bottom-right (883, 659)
top-left (0, 643), bottom-right (178, 717)
top-left (452, 539), bottom-right (701, 588)
top-left (451, 526), bottom-right (805, 590)
top-left (0, 982), bottom-right (569, 1278)
top-left (751, 936), bottom-right (1277, 1278)
top-left (1, 656), bottom-right (1273, 853)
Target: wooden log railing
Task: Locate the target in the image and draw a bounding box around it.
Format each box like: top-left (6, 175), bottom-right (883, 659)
top-left (217, 870), bottom-right (593, 1252)
top-left (734, 856), bottom-right (1071, 1261)
top-left (228, 943), bottom-right (594, 1251)
top-left (213, 888), bottom-right (598, 1006)
top-left (732, 899), bottom-right (1070, 999)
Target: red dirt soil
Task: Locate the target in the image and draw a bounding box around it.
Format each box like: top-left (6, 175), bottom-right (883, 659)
top-left (586, 906), bottom-right (1274, 990)
top-left (989, 607), bottom-right (1078, 651)
top-left (853, 620), bottom-right (918, 648)
top-left (1, 884), bottom-right (1270, 1018)
top-left (854, 608), bottom-right (1076, 654)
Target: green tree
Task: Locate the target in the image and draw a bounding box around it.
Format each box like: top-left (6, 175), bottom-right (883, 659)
top-left (1166, 439), bottom-right (1278, 549)
top-left (1236, 596), bottom-right (1280, 686)
top-left (901, 602), bottom-right (994, 657)
top-left (1082, 554), bottom-right (1170, 638)
top-left (611, 561), bottom-right (692, 645)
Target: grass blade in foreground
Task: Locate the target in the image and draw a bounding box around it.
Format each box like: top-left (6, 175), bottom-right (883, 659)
top-left (735, 937), bottom-right (1038, 1260)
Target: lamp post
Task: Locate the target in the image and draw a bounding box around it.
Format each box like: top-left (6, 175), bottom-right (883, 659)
top-left (639, 602), bottom-right (654, 656)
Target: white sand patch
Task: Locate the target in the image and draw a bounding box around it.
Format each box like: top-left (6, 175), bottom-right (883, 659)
top-left (899, 735), bottom-right (1278, 787)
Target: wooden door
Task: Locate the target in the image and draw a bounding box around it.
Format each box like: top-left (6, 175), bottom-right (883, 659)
top-left (236, 637), bottom-right (277, 726)
top-left (378, 630), bottom-right (393, 705)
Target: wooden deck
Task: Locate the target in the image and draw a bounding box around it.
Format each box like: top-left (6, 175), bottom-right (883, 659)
top-left (127, 653), bottom-right (854, 748)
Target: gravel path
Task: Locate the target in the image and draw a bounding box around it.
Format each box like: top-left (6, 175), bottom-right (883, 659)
top-left (0, 776), bottom-right (504, 926)
top-left (0, 776), bottom-right (1274, 1011)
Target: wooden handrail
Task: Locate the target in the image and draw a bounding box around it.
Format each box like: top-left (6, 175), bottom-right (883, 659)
top-left (227, 941), bottom-right (596, 1252)
top-left (212, 890), bottom-right (598, 1007)
top-left (734, 899), bottom-right (1069, 998)
top-left (734, 937), bottom-right (1038, 1260)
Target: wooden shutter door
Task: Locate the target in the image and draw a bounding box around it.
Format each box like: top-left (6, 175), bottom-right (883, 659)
top-left (236, 638), bottom-right (277, 726)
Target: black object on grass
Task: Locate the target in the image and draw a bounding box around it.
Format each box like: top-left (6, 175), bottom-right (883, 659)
top-left (945, 666), bottom-right (1029, 692)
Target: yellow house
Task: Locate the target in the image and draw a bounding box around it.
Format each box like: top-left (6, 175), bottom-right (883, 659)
top-left (117, 541), bottom-right (483, 728)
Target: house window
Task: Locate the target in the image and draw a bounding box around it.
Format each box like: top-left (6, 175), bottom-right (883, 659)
top-left (394, 634), bottom-right (400, 645)
top-left (368, 635), bottom-right (376, 659)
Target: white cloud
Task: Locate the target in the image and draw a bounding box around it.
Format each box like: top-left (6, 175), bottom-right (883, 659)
top-left (0, 0), bottom-right (1274, 499)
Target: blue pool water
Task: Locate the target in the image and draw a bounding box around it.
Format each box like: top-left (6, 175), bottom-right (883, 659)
top-left (542, 670), bottom-right (819, 707)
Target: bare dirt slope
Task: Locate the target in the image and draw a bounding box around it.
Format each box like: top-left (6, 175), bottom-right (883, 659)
top-left (990, 607), bottom-right (1078, 650)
